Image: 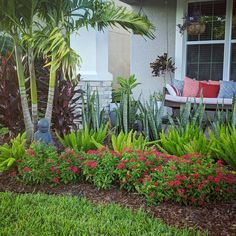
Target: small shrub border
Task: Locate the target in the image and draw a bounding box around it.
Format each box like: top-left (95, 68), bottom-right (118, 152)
top-left (16, 144), bottom-right (235, 206)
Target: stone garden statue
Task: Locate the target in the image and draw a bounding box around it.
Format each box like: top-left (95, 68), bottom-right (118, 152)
top-left (34, 118), bottom-right (53, 144)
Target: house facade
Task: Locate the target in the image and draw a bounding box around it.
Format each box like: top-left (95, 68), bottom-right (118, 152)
top-left (120, 0), bottom-right (236, 99)
top-left (70, 0), bottom-right (236, 103)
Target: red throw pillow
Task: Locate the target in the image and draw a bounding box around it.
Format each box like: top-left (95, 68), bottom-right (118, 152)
top-left (197, 81), bottom-right (220, 98)
top-left (209, 80), bottom-right (220, 85)
top-left (183, 77), bottom-right (200, 97)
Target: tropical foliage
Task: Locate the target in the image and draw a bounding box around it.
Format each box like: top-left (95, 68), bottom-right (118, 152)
top-left (0, 0), bottom-right (154, 142)
top-left (0, 133), bottom-right (26, 171)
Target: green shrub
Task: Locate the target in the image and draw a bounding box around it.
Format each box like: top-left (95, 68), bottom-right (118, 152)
top-left (0, 133), bottom-right (26, 171)
top-left (209, 125), bottom-right (236, 170)
top-left (57, 123), bottom-right (108, 152)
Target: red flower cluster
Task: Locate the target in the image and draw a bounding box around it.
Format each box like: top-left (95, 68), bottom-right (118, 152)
top-left (22, 167), bottom-right (30, 172)
top-left (86, 160), bottom-right (97, 168)
top-left (87, 150), bottom-right (101, 155)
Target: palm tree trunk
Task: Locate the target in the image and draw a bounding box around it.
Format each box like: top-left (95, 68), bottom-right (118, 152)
top-left (15, 44), bottom-right (33, 142)
top-left (28, 49), bottom-right (38, 131)
top-left (45, 64), bottom-right (56, 126)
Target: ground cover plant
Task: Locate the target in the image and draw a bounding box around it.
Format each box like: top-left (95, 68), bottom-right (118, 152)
top-left (0, 192), bottom-right (204, 236)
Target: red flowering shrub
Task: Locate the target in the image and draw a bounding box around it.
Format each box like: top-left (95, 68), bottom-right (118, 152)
top-left (114, 149), bottom-right (174, 191)
top-left (18, 144), bottom-right (83, 184)
top-left (115, 150), bottom-right (234, 205)
top-left (79, 148), bottom-right (120, 189)
top-left (17, 145), bottom-right (235, 205)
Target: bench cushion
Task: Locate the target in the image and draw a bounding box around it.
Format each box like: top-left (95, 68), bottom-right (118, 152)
top-left (165, 94), bottom-right (232, 105)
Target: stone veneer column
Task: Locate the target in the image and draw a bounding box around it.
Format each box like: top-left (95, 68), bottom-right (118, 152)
top-left (70, 27), bottom-right (113, 127)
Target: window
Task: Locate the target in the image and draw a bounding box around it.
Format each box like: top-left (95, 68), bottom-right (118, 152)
top-left (182, 0), bottom-right (236, 81)
top-left (231, 0), bottom-right (236, 81)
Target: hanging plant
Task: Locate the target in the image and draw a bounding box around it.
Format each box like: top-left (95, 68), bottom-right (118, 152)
top-left (177, 10), bottom-right (207, 35)
top-left (150, 53), bottom-right (176, 77)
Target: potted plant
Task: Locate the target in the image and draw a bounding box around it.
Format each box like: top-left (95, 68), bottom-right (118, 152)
top-left (177, 11), bottom-right (206, 35)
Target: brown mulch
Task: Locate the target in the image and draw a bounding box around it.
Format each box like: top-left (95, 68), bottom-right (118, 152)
top-left (0, 171), bottom-right (235, 236)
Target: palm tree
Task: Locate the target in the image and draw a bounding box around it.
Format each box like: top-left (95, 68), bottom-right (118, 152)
top-left (34, 0), bottom-right (155, 126)
top-left (0, 0), bottom-right (154, 141)
top-left (0, 0), bottom-right (36, 142)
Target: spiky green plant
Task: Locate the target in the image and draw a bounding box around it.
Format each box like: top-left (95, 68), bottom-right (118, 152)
top-left (209, 125), bottom-right (236, 170)
top-left (156, 125), bottom-right (210, 157)
top-left (113, 75), bottom-right (140, 134)
top-left (139, 94), bottom-right (164, 141)
top-left (168, 101), bottom-right (205, 131)
top-left (81, 85), bottom-right (106, 133)
top-left (111, 130), bottom-right (148, 152)
top-left (57, 123), bottom-right (108, 152)
top-left (210, 99), bottom-right (236, 135)
top-left (0, 133), bottom-right (26, 171)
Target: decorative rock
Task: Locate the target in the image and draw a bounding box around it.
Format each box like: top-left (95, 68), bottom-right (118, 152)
top-left (34, 119), bottom-right (53, 144)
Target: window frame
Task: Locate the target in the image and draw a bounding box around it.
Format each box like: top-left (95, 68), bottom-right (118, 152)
top-left (175, 0), bottom-right (234, 81)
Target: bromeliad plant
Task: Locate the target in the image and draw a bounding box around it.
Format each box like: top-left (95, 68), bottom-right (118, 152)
top-left (209, 125), bottom-right (236, 170)
top-left (57, 123), bottom-right (109, 152)
top-left (111, 130), bottom-right (148, 153)
top-left (0, 133), bottom-right (26, 171)
top-left (156, 124), bottom-right (211, 157)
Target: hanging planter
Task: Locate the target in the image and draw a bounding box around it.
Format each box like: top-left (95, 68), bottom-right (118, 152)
top-left (177, 11), bottom-right (207, 35)
top-left (187, 22), bottom-right (206, 35)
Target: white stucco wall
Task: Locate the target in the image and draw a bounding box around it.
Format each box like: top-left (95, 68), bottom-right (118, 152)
top-left (130, 0), bottom-right (177, 100)
top-left (109, 0), bottom-right (131, 89)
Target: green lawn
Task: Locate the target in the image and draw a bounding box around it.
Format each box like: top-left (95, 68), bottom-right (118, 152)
top-left (0, 192), bottom-right (205, 236)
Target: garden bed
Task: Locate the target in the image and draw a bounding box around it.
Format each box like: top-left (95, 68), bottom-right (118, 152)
top-left (1, 171), bottom-right (235, 236)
